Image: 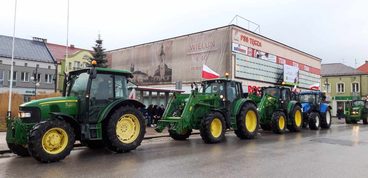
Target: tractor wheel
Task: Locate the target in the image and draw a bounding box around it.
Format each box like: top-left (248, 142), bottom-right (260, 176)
top-left (81, 140), bottom-right (105, 149)
top-left (271, 111), bottom-right (287, 134)
top-left (321, 109), bottom-right (332, 129)
top-left (200, 112), bottom-right (226, 144)
top-left (103, 106), bottom-right (145, 153)
top-left (28, 120), bottom-right (75, 163)
top-left (345, 117), bottom-right (352, 124)
top-left (7, 143), bottom-right (29, 157)
top-left (308, 112), bottom-right (320, 130)
top-left (235, 103), bottom-right (259, 139)
top-left (169, 129), bottom-right (192, 140)
top-left (287, 106), bottom-right (303, 132)
top-left (260, 124), bottom-right (271, 131)
top-left (362, 116), bottom-right (368, 125)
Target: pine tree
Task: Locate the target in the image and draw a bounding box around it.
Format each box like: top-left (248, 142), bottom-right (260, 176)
top-left (91, 34), bottom-right (108, 68)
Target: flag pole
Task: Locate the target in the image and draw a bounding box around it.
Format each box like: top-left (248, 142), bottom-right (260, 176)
top-left (7, 0), bottom-right (18, 117)
top-left (65, 0), bottom-right (70, 69)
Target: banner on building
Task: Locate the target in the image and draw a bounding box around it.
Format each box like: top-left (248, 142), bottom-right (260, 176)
top-left (283, 64), bottom-right (299, 86)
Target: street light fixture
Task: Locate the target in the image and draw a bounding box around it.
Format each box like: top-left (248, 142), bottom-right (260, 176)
top-left (324, 78), bottom-right (329, 93)
top-left (31, 65), bottom-right (40, 97)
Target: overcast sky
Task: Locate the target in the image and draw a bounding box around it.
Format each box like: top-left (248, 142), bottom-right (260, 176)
top-left (1, 0), bottom-right (367, 67)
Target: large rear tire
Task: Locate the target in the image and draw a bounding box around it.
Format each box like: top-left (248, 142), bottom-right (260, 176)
top-left (287, 106), bottom-right (303, 132)
top-left (103, 106), bottom-right (146, 153)
top-left (271, 111), bottom-right (286, 134)
top-left (169, 129), bottom-right (192, 140)
top-left (308, 112), bottom-right (320, 130)
top-left (321, 109), bottom-right (332, 129)
top-left (7, 143), bottom-right (29, 157)
top-left (200, 112), bottom-right (226, 144)
top-left (235, 102), bottom-right (259, 139)
top-left (28, 120), bottom-right (75, 163)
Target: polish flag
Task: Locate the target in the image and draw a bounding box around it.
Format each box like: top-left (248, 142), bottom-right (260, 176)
top-left (128, 88), bottom-right (136, 100)
top-left (309, 83), bottom-right (320, 90)
top-left (202, 64), bottom-right (220, 79)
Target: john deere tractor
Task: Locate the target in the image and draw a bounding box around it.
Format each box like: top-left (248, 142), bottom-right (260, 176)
top-left (6, 63), bottom-right (146, 163)
top-left (298, 91), bottom-right (332, 130)
top-left (254, 86), bottom-right (303, 134)
top-left (345, 100), bottom-right (368, 124)
top-left (155, 78), bottom-right (259, 143)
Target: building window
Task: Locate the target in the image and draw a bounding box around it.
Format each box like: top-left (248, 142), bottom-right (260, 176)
top-left (13, 62), bottom-right (15, 66)
top-left (35, 73), bottom-right (41, 82)
top-left (74, 61), bottom-right (81, 70)
top-left (45, 74), bottom-right (53, 83)
top-left (337, 83), bottom-right (345, 93)
top-left (8, 71), bottom-right (17, 81)
top-left (324, 83), bottom-right (331, 93)
top-left (48, 65), bottom-right (51, 69)
top-left (24, 63), bottom-right (28, 67)
top-left (21, 72), bottom-right (29, 82)
top-left (69, 62), bottom-right (72, 70)
top-left (352, 83), bottom-right (359, 93)
top-left (0, 60), bottom-right (3, 64)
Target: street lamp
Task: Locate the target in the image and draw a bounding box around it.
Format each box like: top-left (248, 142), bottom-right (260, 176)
top-left (31, 65), bottom-right (40, 97)
top-left (324, 78), bottom-right (329, 93)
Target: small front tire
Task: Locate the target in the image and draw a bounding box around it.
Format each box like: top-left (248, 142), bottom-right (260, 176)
top-left (28, 120), bottom-right (75, 163)
top-left (169, 129), bottom-right (192, 140)
top-left (308, 112), bottom-right (320, 130)
top-left (7, 143), bottom-right (29, 157)
top-left (271, 111), bottom-right (287, 134)
top-left (200, 112), bottom-right (226, 144)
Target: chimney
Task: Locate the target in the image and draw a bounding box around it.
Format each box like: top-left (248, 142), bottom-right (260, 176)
top-left (32, 37), bottom-right (47, 43)
top-left (70, 44), bottom-right (75, 48)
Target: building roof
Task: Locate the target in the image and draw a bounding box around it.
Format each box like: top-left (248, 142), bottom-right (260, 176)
top-left (46, 43), bottom-right (91, 63)
top-left (357, 61), bottom-right (368, 74)
top-left (0, 35), bottom-right (55, 63)
top-left (321, 63), bottom-right (365, 76)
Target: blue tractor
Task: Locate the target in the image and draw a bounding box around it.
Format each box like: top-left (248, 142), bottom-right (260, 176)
top-left (298, 91), bottom-right (332, 130)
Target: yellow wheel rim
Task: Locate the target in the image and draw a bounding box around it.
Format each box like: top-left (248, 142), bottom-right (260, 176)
top-left (116, 114), bottom-right (141, 144)
top-left (295, 110), bottom-right (302, 127)
top-left (279, 116), bottom-right (285, 130)
top-left (210, 118), bottom-right (222, 138)
top-left (42, 128), bottom-right (69, 155)
top-left (245, 110), bottom-right (257, 132)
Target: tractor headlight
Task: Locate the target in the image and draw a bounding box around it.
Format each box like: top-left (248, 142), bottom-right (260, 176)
top-left (18, 111), bottom-right (31, 118)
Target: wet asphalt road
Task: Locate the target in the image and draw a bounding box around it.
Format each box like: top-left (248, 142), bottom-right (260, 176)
top-left (1, 124), bottom-right (368, 178)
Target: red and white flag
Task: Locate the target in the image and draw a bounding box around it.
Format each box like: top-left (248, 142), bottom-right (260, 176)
top-left (309, 83), bottom-right (320, 90)
top-left (128, 88), bottom-right (136, 100)
top-left (202, 64), bottom-right (220, 79)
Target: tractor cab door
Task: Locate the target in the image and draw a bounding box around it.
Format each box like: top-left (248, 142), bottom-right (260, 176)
top-left (88, 73), bottom-right (114, 123)
top-left (281, 88), bottom-right (291, 109)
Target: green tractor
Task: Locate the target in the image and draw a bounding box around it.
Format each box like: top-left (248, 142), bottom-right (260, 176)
top-left (155, 78), bottom-right (259, 143)
top-left (252, 86), bottom-right (303, 134)
top-left (345, 100), bottom-right (368, 124)
top-left (6, 64), bottom-right (146, 163)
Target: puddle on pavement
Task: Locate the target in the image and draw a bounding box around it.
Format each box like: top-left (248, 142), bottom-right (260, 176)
top-left (310, 138), bottom-right (367, 146)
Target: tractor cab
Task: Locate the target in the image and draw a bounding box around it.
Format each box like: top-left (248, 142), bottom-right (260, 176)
top-left (262, 87), bottom-right (292, 109)
top-left (345, 100), bottom-right (368, 124)
top-left (201, 79), bottom-right (243, 105)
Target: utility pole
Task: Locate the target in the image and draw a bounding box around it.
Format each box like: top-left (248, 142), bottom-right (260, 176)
top-left (7, 0), bottom-right (18, 117)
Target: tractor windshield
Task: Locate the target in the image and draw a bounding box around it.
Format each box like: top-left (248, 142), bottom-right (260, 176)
top-left (65, 72), bottom-right (89, 97)
top-left (263, 88), bottom-right (280, 98)
top-left (352, 100), bottom-right (365, 107)
top-left (203, 81), bottom-right (225, 95)
top-left (299, 94), bottom-right (315, 103)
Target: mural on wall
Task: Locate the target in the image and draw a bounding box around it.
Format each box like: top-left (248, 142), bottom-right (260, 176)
top-left (129, 43), bottom-right (172, 84)
top-left (111, 27), bottom-right (230, 85)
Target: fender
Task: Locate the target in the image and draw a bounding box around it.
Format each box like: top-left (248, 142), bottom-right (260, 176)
top-left (97, 98), bottom-right (145, 123)
top-left (233, 98), bottom-right (257, 117)
top-left (319, 103), bottom-right (330, 113)
top-left (287, 101), bottom-right (302, 115)
top-left (49, 112), bottom-right (80, 138)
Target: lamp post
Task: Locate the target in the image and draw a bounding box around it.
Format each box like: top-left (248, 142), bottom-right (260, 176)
top-left (324, 78), bottom-right (329, 93)
top-left (31, 65), bottom-right (40, 97)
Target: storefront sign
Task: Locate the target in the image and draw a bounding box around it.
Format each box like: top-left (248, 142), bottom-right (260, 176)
top-left (283, 64), bottom-right (299, 86)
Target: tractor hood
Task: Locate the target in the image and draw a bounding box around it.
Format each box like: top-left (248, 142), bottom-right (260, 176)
top-left (18, 96), bottom-right (79, 122)
top-left (20, 96), bottom-right (78, 108)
